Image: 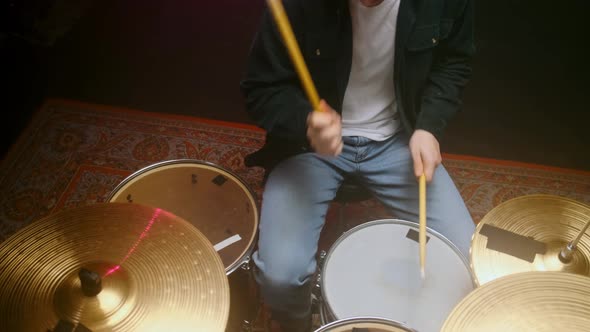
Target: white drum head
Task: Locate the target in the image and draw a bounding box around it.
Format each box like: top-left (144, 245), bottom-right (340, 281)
top-left (321, 219), bottom-right (474, 332)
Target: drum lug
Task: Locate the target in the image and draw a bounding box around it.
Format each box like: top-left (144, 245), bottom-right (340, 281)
top-left (313, 274), bottom-right (322, 300)
top-left (318, 250), bottom-right (327, 267)
top-left (314, 272), bottom-right (322, 290)
top-left (241, 320), bottom-right (252, 332)
top-left (313, 250), bottom-right (326, 302)
top-left (240, 256), bottom-right (251, 271)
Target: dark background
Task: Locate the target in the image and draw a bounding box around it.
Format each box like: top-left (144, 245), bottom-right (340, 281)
top-left (2, 0), bottom-right (589, 170)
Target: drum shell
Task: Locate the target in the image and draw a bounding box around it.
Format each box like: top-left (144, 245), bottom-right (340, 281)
top-left (319, 219), bottom-right (475, 332)
top-left (107, 159), bottom-right (261, 331)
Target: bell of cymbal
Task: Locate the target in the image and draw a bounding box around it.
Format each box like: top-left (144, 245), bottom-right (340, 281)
top-left (470, 194), bottom-right (590, 285)
top-left (0, 203), bottom-right (229, 332)
top-left (441, 271), bottom-right (590, 332)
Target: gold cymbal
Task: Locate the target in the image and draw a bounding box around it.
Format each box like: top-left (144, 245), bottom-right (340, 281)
top-left (441, 271), bottom-right (590, 332)
top-left (0, 203), bottom-right (229, 332)
top-left (470, 194), bottom-right (590, 285)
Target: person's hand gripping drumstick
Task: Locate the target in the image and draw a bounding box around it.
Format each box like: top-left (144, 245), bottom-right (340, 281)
top-left (410, 125), bottom-right (442, 280)
top-left (266, 0), bottom-right (342, 156)
top-left (307, 101), bottom-right (343, 156)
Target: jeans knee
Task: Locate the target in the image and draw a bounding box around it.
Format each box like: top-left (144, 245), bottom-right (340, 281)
top-left (254, 251), bottom-right (315, 290)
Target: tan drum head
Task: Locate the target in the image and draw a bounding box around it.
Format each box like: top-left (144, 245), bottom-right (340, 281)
top-left (108, 159), bottom-right (258, 274)
top-left (314, 317), bottom-right (416, 332)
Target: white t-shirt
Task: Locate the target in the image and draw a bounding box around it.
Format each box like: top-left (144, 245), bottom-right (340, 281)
top-left (341, 0), bottom-right (401, 141)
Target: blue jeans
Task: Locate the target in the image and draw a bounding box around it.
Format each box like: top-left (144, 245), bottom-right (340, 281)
top-left (252, 132), bottom-right (474, 330)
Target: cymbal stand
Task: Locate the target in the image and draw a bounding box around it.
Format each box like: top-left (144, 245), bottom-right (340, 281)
top-left (559, 217), bottom-right (590, 263)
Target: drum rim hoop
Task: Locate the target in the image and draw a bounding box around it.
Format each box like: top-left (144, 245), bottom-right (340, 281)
top-left (319, 218), bottom-right (476, 320)
top-left (314, 315), bottom-right (418, 332)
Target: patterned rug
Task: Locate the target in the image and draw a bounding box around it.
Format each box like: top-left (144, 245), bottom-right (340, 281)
top-left (1, 99), bottom-right (589, 331)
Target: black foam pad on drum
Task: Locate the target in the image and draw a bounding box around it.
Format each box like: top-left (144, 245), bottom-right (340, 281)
top-left (406, 228), bottom-right (430, 243)
top-left (479, 224), bottom-right (546, 262)
top-left (212, 174), bottom-right (227, 186)
top-left (351, 328), bottom-right (369, 332)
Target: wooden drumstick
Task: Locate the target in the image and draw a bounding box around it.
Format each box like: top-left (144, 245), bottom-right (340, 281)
top-left (419, 173), bottom-right (427, 280)
top-left (265, 0), bottom-right (322, 112)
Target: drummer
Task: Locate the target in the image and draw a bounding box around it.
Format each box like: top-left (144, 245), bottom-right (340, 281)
top-left (240, 0), bottom-right (476, 331)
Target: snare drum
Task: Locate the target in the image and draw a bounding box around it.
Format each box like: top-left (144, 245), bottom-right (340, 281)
top-left (107, 159), bottom-right (259, 331)
top-left (315, 317), bottom-right (416, 332)
top-left (319, 219), bottom-right (475, 332)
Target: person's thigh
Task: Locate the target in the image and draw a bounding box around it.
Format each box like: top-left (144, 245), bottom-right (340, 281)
top-left (360, 133), bottom-right (475, 258)
top-left (253, 153), bottom-right (345, 287)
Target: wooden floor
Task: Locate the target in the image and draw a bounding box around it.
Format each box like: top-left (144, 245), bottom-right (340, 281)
top-left (3, 0), bottom-right (589, 171)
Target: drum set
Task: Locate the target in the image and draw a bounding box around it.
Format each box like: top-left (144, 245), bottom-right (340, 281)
top-left (314, 195), bottom-right (590, 332)
top-left (0, 158), bottom-right (589, 332)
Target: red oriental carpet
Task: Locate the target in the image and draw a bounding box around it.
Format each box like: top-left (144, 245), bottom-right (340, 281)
top-left (1, 99), bottom-right (589, 331)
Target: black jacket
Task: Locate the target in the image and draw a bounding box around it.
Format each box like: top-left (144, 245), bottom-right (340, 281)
top-left (240, 0), bottom-right (475, 170)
